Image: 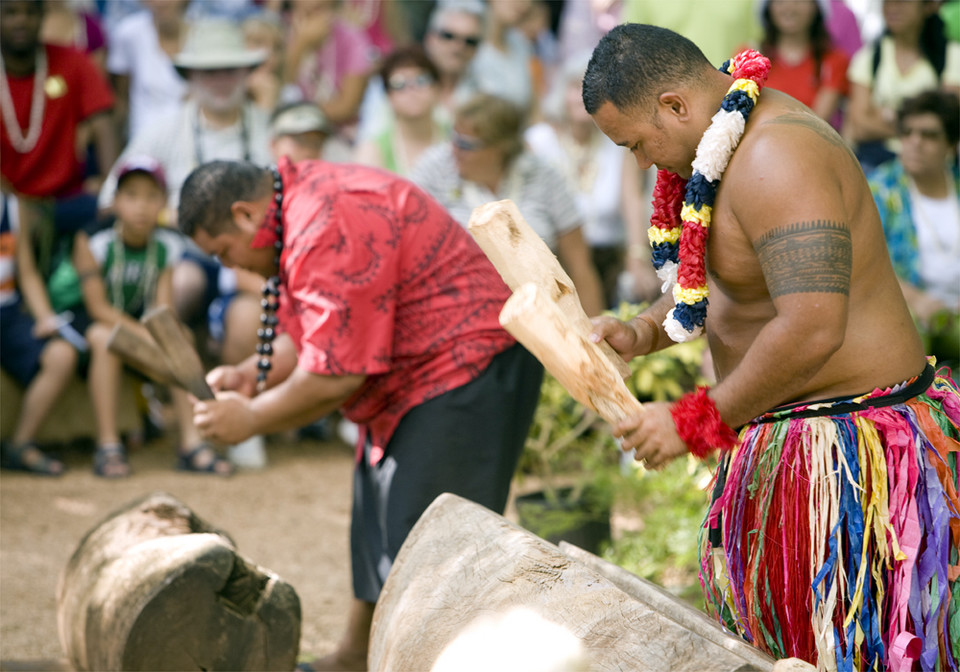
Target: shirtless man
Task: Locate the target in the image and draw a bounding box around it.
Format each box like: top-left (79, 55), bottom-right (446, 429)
top-left (584, 24), bottom-right (958, 671)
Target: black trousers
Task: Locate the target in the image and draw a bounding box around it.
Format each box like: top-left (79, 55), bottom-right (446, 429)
top-left (350, 343), bottom-right (543, 602)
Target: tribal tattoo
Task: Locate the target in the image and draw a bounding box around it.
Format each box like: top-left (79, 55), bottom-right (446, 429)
top-left (764, 111), bottom-right (858, 161)
top-left (754, 220), bottom-right (852, 298)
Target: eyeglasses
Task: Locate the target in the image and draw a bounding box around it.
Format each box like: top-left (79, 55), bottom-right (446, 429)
top-left (387, 73), bottom-right (435, 92)
top-left (451, 131), bottom-right (486, 151)
top-left (436, 29), bottom-right (481, 48)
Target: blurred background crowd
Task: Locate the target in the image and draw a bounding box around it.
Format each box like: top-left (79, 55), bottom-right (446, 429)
top-left (1, 0), bottom-right (958, 477)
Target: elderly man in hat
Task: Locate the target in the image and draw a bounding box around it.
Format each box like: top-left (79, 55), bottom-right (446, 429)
top-left (98, 17), bottom-right (275, 472)
top-left (98, 17), bottom-right (272, 213)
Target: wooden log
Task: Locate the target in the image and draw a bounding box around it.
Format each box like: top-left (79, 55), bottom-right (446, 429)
top-left (558, 542), bottom-right (774, 670)
top-left (469, 199), bottom-right (631, 379)
top-left (141, 306), bottom-right (214, 400)
top-left (57, 492), bottom-right (301, 671)
top-left (500, 283), bottom-right (643, 426)
top-left (107, 323), bottom-right (176, 387)
top-left (369, 493), bottom-right (773, 672)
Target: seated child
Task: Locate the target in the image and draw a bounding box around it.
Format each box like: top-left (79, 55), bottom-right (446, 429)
top-left (0, 193), bottom-right (75, 476)
top-left (73, 157), bottom-right (233, 477)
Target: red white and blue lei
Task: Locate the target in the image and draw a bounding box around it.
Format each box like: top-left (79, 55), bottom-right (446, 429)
top-left (649, 50), bottom-right (771, 342)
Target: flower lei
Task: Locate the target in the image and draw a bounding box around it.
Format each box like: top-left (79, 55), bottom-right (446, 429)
top-left (648, 50), bottom-right (771, 342)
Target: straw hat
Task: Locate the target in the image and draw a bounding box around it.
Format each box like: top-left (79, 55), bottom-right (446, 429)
top-left (174, 18), bottom-right (267, 76)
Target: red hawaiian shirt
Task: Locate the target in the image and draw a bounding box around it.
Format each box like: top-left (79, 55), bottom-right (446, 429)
top-left (270, 158), bottom-right (515, 464)
top-left (1, 45), bottom-right (114, 197)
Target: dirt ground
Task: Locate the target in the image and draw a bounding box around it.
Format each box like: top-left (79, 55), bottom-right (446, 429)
top-left (0, 433), bottom-right (358, 667)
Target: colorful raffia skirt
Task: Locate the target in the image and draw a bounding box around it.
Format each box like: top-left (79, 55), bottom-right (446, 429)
top-left (699, 362), bottom-right (960, 672)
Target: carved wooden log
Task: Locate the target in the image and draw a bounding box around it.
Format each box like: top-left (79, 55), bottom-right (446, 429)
top-left (469, 199), bottom-right (631, 379)
top-left (558, 542), bottom-right (774, 670)
top-left (369, 493), bottom-right (774, 672)
top-left (141, 306), bottom-right (214, 400)
top-left (57, 492), bottom-right (300, 671)
top-left (107, 323), bottom-right (177, 387)
top-left (501, 283), bottom-right (643, 426)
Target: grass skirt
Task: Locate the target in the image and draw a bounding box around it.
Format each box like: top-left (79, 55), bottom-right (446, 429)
top-left (699, 363), bottom-right (959, 671)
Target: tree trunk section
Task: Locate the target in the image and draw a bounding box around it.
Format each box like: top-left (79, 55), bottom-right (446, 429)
top-left (56, 492), bottom-right (300, 671)
top-left (370, 493), bottom-right (775, 672)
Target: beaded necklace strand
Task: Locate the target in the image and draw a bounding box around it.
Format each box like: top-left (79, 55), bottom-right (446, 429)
top-left (109, 220), bottom-right (159, 315)
top-left (648, 50), bottom-right (771, 343)
top-left (256, 167), bottom-right (284, 393)
top-left (0, 50), bottom-right (48, 154)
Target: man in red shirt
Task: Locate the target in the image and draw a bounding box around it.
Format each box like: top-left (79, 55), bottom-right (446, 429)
top-left (0, 0), bottom-right (117, 355)
top-left (1, 0), bottom-right (116, 199)
top-left (178, 158), bottom-right (543, 671)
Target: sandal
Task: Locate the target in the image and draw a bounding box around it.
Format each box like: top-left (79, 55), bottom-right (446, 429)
top-left (0, 441), bottom-right (64, 476)
top-left (93, 443), bottom-right (131, 479)
top-left (176, 443), bottom-right (233, 476)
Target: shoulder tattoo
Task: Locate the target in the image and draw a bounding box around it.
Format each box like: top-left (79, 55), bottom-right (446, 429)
top-left (763, 111), bottom-right (857, 158)
top-left (754, 220), bottom-right (851, 298)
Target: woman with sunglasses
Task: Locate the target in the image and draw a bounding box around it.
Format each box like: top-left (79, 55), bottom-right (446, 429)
top-left (411, 93), bottom-right (605, 317)
top-left (353, 46), bottom-right (449, 177)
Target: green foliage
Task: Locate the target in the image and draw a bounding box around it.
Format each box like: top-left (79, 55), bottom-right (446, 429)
top-left (604, 456), bottom-right (716, 607)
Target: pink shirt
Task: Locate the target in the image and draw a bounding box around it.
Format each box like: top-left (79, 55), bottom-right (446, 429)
top-left (296, 19), bottom-right (372, 112)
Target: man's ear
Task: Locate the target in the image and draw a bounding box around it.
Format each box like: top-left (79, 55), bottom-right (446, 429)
top-left (657, 92), bottom-right (690, 121)
top-left (230, 201), bottom-right (258, 232)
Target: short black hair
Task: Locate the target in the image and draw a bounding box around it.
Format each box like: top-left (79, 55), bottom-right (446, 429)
top-left (898, 89), bottom-right (960, 148)
top-left (582, 23), bottom-right (711, 116)
top-left (178, 161), bottom-right (270, 237)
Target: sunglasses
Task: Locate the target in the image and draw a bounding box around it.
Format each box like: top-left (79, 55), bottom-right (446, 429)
top-left (387, 73), bottom-right (435, 92)
top-left (451, 131), bottom-right (486, 152)
top-left (436, 29), bottom-right (481, 48)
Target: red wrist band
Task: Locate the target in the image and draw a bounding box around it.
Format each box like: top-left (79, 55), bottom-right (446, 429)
top-left (670, 387), bottom-right (739, 459)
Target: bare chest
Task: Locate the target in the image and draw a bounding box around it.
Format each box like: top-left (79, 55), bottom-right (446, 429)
top-left (703, 196), bottom-right (768, 306)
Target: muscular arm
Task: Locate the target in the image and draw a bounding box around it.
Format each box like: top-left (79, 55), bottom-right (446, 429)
top-left (710, 219), bottom-right (851, 427)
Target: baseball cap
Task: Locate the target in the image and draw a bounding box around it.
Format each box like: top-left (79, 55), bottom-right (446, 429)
top-left (116, 156), bottom-right (167, 193)
top-left (270, 102), bottom-right (332, 137)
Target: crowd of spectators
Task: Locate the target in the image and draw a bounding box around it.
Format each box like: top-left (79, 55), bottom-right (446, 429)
top-left (1, 0), bottom-right (958, 478)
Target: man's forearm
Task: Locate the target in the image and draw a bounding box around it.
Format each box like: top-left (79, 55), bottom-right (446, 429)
top-left (630, 292), bottom-right (674, 356)
top-left (249, 367), bottom-right (365, 435)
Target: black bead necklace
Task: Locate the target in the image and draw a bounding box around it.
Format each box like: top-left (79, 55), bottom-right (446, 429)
top-left (256, 167), bottom-right (284, 393)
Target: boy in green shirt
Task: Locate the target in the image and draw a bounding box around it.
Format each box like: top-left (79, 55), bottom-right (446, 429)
top-left (74, 158), bottom-right (232, 477)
